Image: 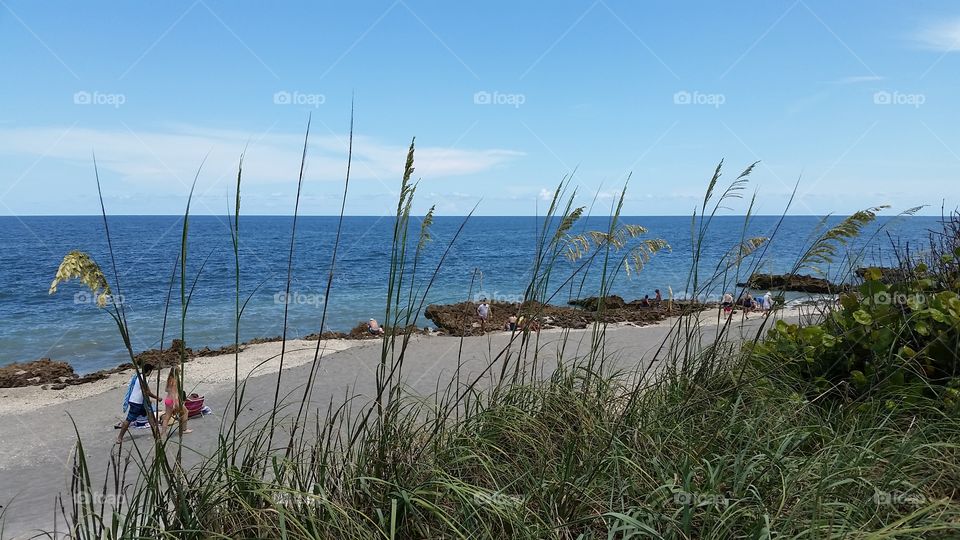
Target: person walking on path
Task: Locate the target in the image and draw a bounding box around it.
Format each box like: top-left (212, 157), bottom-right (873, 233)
top-left (116, 364), bottom-right (161, 445)
top-left (160, 365), bottom-right (192, 438)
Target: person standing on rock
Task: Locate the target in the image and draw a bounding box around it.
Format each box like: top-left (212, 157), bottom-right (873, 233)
top-left (477, 299), bottom-right (490, 333)
top-left (722, 292), bottom-right (734, 315)
top-left (116, 363), bottom-right (161, 445)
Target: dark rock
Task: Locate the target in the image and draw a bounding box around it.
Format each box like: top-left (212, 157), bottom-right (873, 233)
top-left (247, 336), bottom-right (283, 344)
top-left (425, 299), bottom-right (708, 336)
top-left (568, 295), bottom-right (627, 311)
top-left (738, 273), bottom-right (843, 294)
top-left (856, 266), bottom-right (908, 284)
top-left (0, 358), bottom-right (76, 388)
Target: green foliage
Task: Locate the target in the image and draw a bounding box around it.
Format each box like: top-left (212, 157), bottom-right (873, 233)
top-left (755, 270), bottom-right (960, 406)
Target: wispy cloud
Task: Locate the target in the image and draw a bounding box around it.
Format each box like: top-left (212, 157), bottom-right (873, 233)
top-left (0, 125), bottom-right (524, 190)
top-left (914, 18), bottom-right (960, 52)
top-left (830, 75), bottom-right (885, 84)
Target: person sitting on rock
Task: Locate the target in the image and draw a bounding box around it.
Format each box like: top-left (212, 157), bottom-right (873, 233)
top-left (640, 295), bottom-right (651, 307)
top-left (528, 318), bottom-right (541, 333)
top-left (367, 318), bottom-right (385, 336)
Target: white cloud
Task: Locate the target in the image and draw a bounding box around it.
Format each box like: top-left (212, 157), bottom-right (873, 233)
top-left (0, 124), bottom-right (523, 192)
top-left (538, 188), bottom-right (554, 201)
top-left (914, 18), bottom-right (960, 51)
top-left (830, 75), bottom-right (885, 84)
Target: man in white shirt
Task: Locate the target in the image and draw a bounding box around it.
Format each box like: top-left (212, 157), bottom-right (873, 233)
top-left (476, 299), bottom-right (491, 333)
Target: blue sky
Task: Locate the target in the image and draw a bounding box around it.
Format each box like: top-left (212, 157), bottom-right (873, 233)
top-left (1, 1), bottom-right (958, 216)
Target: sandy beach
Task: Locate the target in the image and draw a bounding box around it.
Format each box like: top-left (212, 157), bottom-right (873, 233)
top-left (0, 308), bottom-right (805, 538)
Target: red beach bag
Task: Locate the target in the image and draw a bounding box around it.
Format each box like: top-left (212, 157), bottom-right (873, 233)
top-left (184, 393), bottom-right (205, 418)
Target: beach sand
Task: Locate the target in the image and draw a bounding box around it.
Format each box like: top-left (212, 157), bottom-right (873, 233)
top-left (0, 338), bottom-right (365, 417)
top-left (0, 307), bottom-right (807, 538)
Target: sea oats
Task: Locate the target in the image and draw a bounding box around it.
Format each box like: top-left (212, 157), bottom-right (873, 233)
top-left (48, 250), bottom-right (112, 307)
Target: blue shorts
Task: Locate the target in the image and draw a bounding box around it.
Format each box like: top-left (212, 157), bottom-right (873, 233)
top-left (126, 401), bottom-right (151, 423)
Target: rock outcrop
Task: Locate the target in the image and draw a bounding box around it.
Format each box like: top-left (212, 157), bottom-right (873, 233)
top-left (424, 298), bottom-right (705, 337)
top-left (738, 273), bottom-right (843, 294)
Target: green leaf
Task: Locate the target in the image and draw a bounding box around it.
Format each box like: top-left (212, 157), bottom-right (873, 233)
top-left (853, 309), bottom-right (873, 326)
top-left (864, 267), bottom-right (883, 281)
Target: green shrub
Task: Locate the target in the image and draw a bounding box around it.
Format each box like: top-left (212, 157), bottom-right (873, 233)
top-left (755, 268), bottom-right (960, 405)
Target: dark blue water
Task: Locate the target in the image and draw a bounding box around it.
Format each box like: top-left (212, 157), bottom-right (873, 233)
top-left (0, 215), bottom-right (940, 373)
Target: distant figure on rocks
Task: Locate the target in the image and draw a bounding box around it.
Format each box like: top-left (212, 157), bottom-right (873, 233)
top-left (722, 292), bottom-right (734, 314)
top-left (367, 318), bottom-right (385, 336)
top-left (640, 295), bottom-right (651, 307)
top-left (505, 314), bottom-right (518, 332)
top-left (116, 364), bottom-right (160, 445)
top-left (654, 289), bottom-right (662, 306)
top-left (528, 317), bottom-right (541, 333)
top-left (477, 299), bottom-right (490, 333)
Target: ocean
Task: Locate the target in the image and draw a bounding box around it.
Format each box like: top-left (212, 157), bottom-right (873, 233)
top-left (0, 215), bottom-right (941, 374)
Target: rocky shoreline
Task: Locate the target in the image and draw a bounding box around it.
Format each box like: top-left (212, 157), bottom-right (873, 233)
top-left (424, 296), bottom-right (710, 337)
top-left (0, 322), bottom-right (389, 391)
top-left (3, 286), bottom-right (800, 390)
top-left (2, 298), bottom-right (696, 389)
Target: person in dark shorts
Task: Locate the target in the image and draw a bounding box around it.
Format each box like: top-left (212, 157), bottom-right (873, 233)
top-left (116, 364), bottom-right (160, 444)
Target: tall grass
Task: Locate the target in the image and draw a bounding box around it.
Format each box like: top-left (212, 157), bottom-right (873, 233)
top-left (18, 126), bottom-right (960, 539)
